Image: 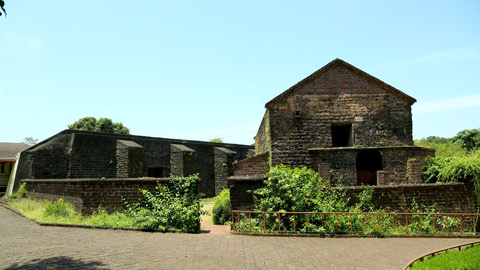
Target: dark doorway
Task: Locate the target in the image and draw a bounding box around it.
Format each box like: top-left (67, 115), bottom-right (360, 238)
top-left (331, 123), bottom-right (353, 147)
top-left (356, 150), bottom-right (382, 185)
top-left (148, 166), bottom-right (165, 178)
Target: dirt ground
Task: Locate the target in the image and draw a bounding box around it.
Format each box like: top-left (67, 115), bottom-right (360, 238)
top-left (201, 200), bottom-right (230, 235)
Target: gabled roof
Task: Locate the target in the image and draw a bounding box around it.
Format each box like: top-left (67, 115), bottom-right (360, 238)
top-left (265, 58), bottom-right (417, 108)
top-left (0, 143), bottom-right (31, 160)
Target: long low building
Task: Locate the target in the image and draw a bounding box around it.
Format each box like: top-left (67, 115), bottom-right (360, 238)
top-left (10, 129), bottom-right (253, 197)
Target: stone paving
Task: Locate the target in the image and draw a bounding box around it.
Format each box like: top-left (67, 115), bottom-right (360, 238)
top-left (1, 206), bottom-right (478, 270)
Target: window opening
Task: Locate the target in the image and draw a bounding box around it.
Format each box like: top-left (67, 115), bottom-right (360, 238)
top-left (356, 150), bottom-right (383, 186)
top-left (148, 166), bottom-right (165, 178)
top-left (331, 123), bottom-right (353, 147)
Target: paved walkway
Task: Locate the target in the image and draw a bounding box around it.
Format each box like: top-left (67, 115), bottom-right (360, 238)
top-left (1, 207), bottom-right (478, 270)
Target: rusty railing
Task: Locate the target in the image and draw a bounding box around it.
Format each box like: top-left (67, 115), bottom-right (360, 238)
top-left (231, 210), bottom-right (480, 236)
top-left (403, 240), bottom-right (480, 269)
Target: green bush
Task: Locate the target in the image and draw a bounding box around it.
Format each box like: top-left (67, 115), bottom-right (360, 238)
top-left (212, 189), bottom-right (231, 225)
top-left (126, 174), bottom-right (205, 233)
top-left (44, 198), bottom-right (77, 218)
top-left (7, 183), bottom-right (27, 199)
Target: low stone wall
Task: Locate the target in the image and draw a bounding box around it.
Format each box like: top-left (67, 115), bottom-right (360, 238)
top-left (234, 153), bottom-right (269, 177)
top-left (228, 176), bottom-right (265, 211)
top-left (343, 182), bottom-right (475, 213)
top-left (228, 178), bottom-right (476, 213)
top-left (22, 178), bottom-right (172, 214)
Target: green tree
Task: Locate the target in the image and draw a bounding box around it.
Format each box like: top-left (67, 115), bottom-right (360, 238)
top-left (209, 138), bottom-right (224, 143)
top-left (451, 128), bottom-right (480, 153)
top-left (414, 138), bottom-right (466, 157)
top-left (68, 117), bottom-right (130, 135)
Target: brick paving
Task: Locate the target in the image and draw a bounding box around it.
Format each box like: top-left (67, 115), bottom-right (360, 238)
top-left (1, 206), bottom-right (478, 270)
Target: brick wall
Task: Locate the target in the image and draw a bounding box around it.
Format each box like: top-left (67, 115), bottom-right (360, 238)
top-left (228, 176), bottom-right (265, 211)
top-left (214, 147), bottom-right (236, 196)
top-left (343, 182), bottom-right (475, 213)
top-left (23, 178), bottom-right (173, 214)
top-left (233, 153), bottom-right (269, 177)
top-left (14, 130), bottom-right (253, 197)
top-left (228, 179), bottom-right (476, 213)
top-left (310, 146), bottom-right (434, 186)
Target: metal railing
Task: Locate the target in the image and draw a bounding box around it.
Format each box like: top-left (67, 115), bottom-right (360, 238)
top-left (231, 210), bottom-right (480, 236)
top-left (403, 240), bottom-right (480, 269)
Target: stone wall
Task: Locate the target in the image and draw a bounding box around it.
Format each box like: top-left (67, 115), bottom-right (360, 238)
top-left (228, 179), bottom-right (476, 214)
top-left (228, 176), bottom-right (265, 211)
top-left (214, 147), bottom-right (236, 196)
top-left (234, 153), bottom-right (269, 177)
top-left (254, 111), bottom-right (271, 155)
top-left (343, 182), bottom-right (475, 213)
top-left (170, 144), bottom-right (196, 177)
top-left (23, 178), bottom-right (171, 214)
top-left (13, 130), bottom-right (253, 197)
top-left (261, 63), bottom-right (415, 169)
top-left (310, 146), bottom-right (434, 186)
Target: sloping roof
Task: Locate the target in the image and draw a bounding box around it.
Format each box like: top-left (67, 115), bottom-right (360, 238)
top-left (265, 58), bottom-right (417, 108)
top-left (0, 143), bottom-right (31, 160)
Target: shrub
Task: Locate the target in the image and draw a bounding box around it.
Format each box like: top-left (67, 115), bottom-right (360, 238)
top-left (126, 174), bottom-right (204, 233)
top-left (252, 165), bottom-right (350, 213)
top-left (7, 183), bottom-right (27, 199)
top-left (44, 198), bottom-right (77, 218)
top-left (212, 189), bottom-right (230, 225)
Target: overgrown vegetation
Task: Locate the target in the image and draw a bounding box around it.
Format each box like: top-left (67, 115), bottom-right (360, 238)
top-left (6, 198), bottom-right (136, 227)
top-left (212, 189), bottom-right (230, 225)
top-left (232, 166), bottom-right (475, 235)
top-left (5, 175), bottom-right (205, 232)
top-left (6, 182), bottom-right (27, 199)
top-left (410, 244), bottom-right (480, 270)
top-left (125, 174), bottom-right (204, 233)
top-left (418, 129), bottom-right (480, 224)
top-left (68, 116), bottom-right (130, 135)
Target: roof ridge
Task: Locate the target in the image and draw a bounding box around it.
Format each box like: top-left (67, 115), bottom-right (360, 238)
top-left (265, 58), bottom-right (416, 108)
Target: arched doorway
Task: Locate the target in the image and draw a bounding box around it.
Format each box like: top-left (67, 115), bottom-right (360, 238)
top-left (356, 150), bottom-right (382, 185)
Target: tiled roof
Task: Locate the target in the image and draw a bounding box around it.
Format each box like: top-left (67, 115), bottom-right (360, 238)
top-left (0, 143), bottom-right (31, 160)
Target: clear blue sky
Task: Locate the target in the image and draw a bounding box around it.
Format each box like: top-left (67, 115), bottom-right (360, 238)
top-left (1, 1), bottom-right (479, 145)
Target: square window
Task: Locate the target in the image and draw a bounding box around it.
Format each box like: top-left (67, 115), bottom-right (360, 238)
top-left (331, 123), bottom-right (353, 147)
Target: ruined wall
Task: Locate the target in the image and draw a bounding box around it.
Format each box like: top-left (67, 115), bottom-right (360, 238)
top-left (343, 182), bottom-right (475, 213)
top-left (24, 178), bottom-right (170, 214)
top-left (268, 65), bottom-right (414, 168)
top-left (214, 147), bottom-right (236, 196)
top-left (13, 130), bottom-right (253, 197)
top-left (378, 147), bottom-right (434, 185)
top-left (170, 144), bottom-right (196, 177)
top-left (228, 176), bottom-right (265, 211)
top-left (310, 146), bottom-right (434, 186)
top-left (254, 111), bottom-right (271, 156)
top-left (234, 153), bottom-right (269, 177)
top-left (229, 179), bottom-right (476, 214)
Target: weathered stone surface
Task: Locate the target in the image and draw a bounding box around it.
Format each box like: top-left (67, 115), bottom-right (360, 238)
top-left (14, 130), bottom-right (253, 197)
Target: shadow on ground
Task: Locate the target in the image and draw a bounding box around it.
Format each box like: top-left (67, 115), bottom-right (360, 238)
top-left (5, 256), bottom-right (110, 270)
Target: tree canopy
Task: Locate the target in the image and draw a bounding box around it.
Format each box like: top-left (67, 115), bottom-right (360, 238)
top-left (451, 128), bottom-right (480, 153)
top-left (209, 138), bottom-right (224, 143)
top-left (68, 117), bottom-right (130, 135)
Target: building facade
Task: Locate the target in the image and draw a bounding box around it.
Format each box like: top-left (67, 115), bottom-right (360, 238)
top-left (245, 58), bottom-right (434, 185)
top-left (11, 130), bottom-right (253, 197)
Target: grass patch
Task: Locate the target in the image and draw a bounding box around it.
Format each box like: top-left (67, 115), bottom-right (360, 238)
top-left (6, 198), bottom-right (136, 228)
top-left (411, 244), bottom-right (480, 269)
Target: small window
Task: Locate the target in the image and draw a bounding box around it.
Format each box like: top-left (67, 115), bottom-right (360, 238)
top-left (331, 123), bottom-right (353, 147)
top-left (148, 166), bottom-right (165, 178)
